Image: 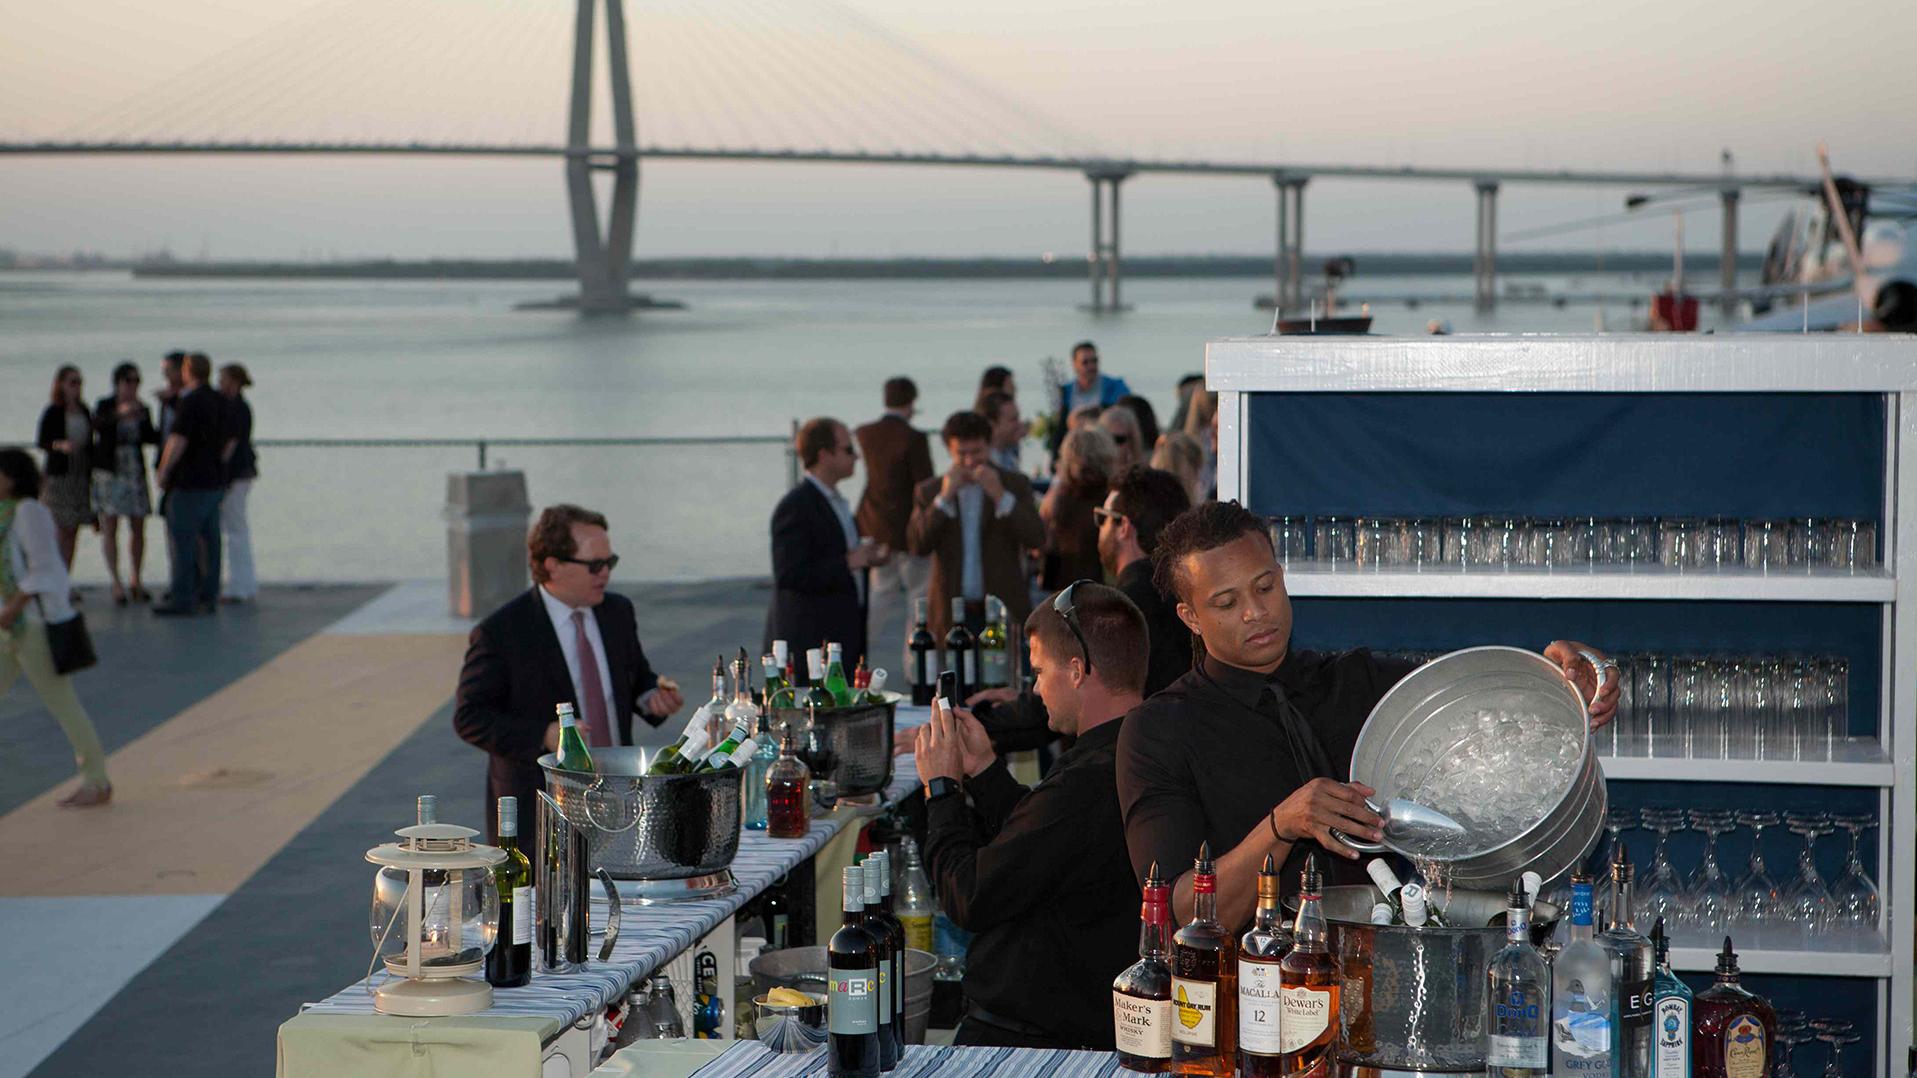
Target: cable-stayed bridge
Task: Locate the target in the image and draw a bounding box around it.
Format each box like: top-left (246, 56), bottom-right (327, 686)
top-left (0, 0), bottom-right (1855, 313)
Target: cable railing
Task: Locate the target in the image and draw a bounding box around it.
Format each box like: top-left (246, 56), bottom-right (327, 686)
top-left (256, 427), bottom-right (800, 483)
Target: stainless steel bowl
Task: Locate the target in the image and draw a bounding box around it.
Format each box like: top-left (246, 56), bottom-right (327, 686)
top-left (538, 747), bottom-right (742, 880)
top-left (1347, 646), bottom-right (1607, 889)
top-left (768, 691), bottom-right (898, 797)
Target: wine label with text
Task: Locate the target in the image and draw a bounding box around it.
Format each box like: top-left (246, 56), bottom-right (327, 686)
top-left (1722, 1014), bottom-right (1768, 1078)
top-left (1237, 959), bottom-right (1284, 1055)
top-left (900, 914), bottom-right (933, 953)
top-left (1487, 1034), bottom-right (1549, 1069)
top-left (829, 967), bottom-right (878, 1035)
top-left (1170, 977), bottom-right (1217, 1047)
top-left (1278, 985), bottom-right (1332, 1054)
top-left (1113, 992), bottom-right (1172, 1058)
top-left (510, 886), bottom-right (532, 946)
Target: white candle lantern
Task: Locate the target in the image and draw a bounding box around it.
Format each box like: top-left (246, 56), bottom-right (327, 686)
top-left (366, 795), bottom-right (506, 1016)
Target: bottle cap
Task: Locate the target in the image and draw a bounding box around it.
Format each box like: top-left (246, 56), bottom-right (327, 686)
top-left (870, 851), bottom-right (891, 895)
top-left (416, 794), bottom-right (437, 826)
top-left (843, 864), bottom-right (865, 911)
top-left (1611, 839), bottom-right (1634, 881)
top-left (1191, 842), bottom-right (1217, 894)
top-left (1256, 853), bottom-right (1280, 899)
top-left (555, 702), bottom-right (577, 725)
top-left (497, 796), bottom-right (517, 837)
top-left (862, 859), bottom-right (882, 902)
top-left (868, 669), bottom-right (889, 695)
top-left (1715, 936), bottom-right (1740, 975)
top-left (1650, 917), bottom-right (1670, 962)
top-left (1370, 903), bottom-right (1394, 925)
top-left (1366, 858), bottom-right (1403, 897)
top-left (1301, 853), bottom-right (1323, 896)
top-left (1400, 881), bottom-right (1428, 926)
top-left (1520, 871), bottom-right (1543, 905)
top-left (773, 640), bottom-right (789, 665)
top-left (828, 642), bottom-right (843, 660)
top-left (1506, 884), bottom-right (1526, 910)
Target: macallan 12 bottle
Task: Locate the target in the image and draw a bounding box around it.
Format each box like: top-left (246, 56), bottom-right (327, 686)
top-left (1237, 854), bottom-right (1292, 1077)
top-left (1692, 937), bottom-right (1777, 1078)
top-left (1113, 861), bottom-right (1175, 1073)
top-left (1278, 856), bottom-right (1338, 1078)
top-left (1171, 843), bottom-right (1235, 1076)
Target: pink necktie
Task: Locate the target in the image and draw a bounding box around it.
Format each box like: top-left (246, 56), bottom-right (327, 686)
top-left (572, 610), bottom-right (613, 747)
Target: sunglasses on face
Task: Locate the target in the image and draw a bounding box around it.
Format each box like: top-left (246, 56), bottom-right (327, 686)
top-left (559, 554), bottom-right (620, 575)
top-left (1053, 579), bottom-right (1096, 672)
top-left (1093, 507), bottom-right (1125, 526)
top-left (1111, 434), bottom-right (1130, 446)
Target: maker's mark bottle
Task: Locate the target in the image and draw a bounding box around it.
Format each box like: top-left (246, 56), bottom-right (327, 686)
top-left (1113, 861), bottom-right (1175, 1073)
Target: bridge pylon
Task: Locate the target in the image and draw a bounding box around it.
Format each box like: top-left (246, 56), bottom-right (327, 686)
top-left (1083, 167), bottom-right (1132, 313)
top-left (564, 0), bottom-right (639, 314)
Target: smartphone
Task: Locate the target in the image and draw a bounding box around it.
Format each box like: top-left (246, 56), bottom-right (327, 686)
top-left (935, 670), bottom-right (958, 710)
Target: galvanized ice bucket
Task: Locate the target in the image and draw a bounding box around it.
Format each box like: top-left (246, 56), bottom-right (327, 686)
top-left (768, 691), bottom-right (898, 797)
top-left (538, 747), bottom-right (742, 880)
top-left (1343, 646), bottom-right (1609, 889)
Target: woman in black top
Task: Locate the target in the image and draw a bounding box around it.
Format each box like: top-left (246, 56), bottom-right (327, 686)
top-left (34, 365), bottom-right (93, 573)
top-left (91, 362), bottom-right (161, 604)
top-left (218, 363), bottom-right (259, 602)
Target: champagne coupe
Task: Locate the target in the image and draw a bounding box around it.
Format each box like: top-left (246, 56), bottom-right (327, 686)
top-left (1684, 809), bottom-right (1736, 938)
top-left (1810, 1018), bottom-right (1857, 1078)
top-left (1829, 813), bottom-right (1881, 937)
top-left (1732, 810), bottom-right (1782, 939)
top-left (1638, 807), bottom-right (1688, 935)
top-left (1782, 812), bottom-right (1836, 941)
top-left (1773, 1011), bottom-right (1809, 1078)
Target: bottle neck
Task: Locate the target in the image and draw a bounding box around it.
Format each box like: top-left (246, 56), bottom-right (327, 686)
top-left (1253, 891), bottom-right (1284, 933)
top-left (1568, 883), bottom-right (1595, 940)
top-left (1140, 899), bottom-right (1170, 958)
top-left (1292, 891), bottom-right (1327, 950)
top-left (1190, 879), bottom-right (1218, 926)
top-left (1506, 906), bottom-right (1529, 944)
top-left (843, 902), bottom-right (864, 927)
top-left (1604, 875), bottom-right (1634, 933)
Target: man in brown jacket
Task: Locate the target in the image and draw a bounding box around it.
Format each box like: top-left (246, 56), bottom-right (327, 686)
top-left (857, 377), bottom-right (935, 679)
top-left (907, 410), bottom-right (1045, 654)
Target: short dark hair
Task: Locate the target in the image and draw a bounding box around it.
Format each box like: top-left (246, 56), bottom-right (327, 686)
top-left (796, 417), bottom-right (845, 468)
top-left (163, 351), bottom-right (185, 366)
top-left (980, 365), bottom-right (1013, 391)
top-left (1071, 340), bottom-right (1097, 358)
top-left (50, 364), bottom-right (79, 406)
top-left (185, 352), bottom-right (212, 382)
top-left (527, 504), bottom-right (610, 584)
top-left (1109, 465), bottom-right (1192, 557)
top-left (1025, 582), bottom-right (1148, 694)
top-left (220, 362), bottom-right (252, 389)
top-left (976, 390), bottom-right (1014, 423)
top-left (0, 447), bottom-right (43, 499)
top-left (112, 361), bottom-right (140, 386)
top-left (941, 410), bottom-right (991, 446)
top-left (1117, 394), bottom-right (1160, 449)
top-left (1152, 500), bottom-right (1272, 605)
top-left (883, 377), bottom-right (917, 409)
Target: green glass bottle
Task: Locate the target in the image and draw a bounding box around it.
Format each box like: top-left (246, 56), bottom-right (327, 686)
top-left (825, 642), bottom-right (854, 707)
top-left (554, 702), bottom-right (594, 772)
top-left (807, 648), bottom-right (836, 709)
top-left (486, 796), bottom-right (532, 988)
top-left (978, 596), bottom-right (1009, 689)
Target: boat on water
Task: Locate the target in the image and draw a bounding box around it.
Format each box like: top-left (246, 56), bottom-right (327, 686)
top-left (1739, 152), bottom-right (1917, 332)
top-left (1263, 256), bottom-right (1375, 334)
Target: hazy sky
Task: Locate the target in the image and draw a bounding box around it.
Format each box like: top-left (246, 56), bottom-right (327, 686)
top-left (2, 0), bottom-right (1911, 260)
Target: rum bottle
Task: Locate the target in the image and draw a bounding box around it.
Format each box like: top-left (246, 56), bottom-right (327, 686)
top-left (1114, 861), bottom-right (1175, 1073)
top-left (1277, 855), bottom-right (1337, 1078)
top-left (1486, 883), bottom-right (1550, 1077)
top-left (909, 598), bottom-right (936, 706)
top-left (1171, 843), bottom-right (1234, 1077)
top-left (1237, 854), bottom-right (1291, 1077)
top-left (1597, 847), bottom-right (1654, 1078)
top-left (1692, 937), bottom-right (1776, 1078)
top-left (1649, 919), bottom-right (1693, 1078)
top-left (765, 724), bottom-right (812, 838)
top-left (828, 865), bottom-right (882, 1078)
top-left (944, 597), bottom-right (977, 703)
top-left (1550, 874), bottom-right (1615, 1076)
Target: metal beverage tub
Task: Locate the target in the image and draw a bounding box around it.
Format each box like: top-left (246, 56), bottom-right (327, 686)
top-left (768, 690), bottom-right (898, 798)
top-left (539, 747), bottom-right (742, 882)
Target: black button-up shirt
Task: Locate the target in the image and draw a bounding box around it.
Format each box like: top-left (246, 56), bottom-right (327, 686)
top-left (923, 717), bottom-right (1139, 1049)
top-left (1115, 648), bottom-right (1416, 913)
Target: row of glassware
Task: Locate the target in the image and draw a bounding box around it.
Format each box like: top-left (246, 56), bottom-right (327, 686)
top-left (1600, 651), bottom-right (1851, 761)
top-left (1267, 514), bottom-right (1879, 571)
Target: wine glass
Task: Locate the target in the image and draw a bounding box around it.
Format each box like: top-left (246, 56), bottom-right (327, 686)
top-left (1639, 807), bottom-right (1688, 937)
top-left (1829, 813), bottom-right (1881, 937)
top-left (1811, 1018), bottom-right (1858, 1078)
top-left (1782, 812), bottom-right (1836, 942)
top-left (1732, 810), bottom-right (1782, 941)
top-left (1774, 1011), bottom-right (1810, 1078)
top-left (1684, 809), bottom-right (1736, 937)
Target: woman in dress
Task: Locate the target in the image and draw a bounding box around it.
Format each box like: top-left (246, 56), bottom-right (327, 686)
top-left (92, 362), bottom-right (160, 605)
top-left (35, 365), bottom-right (94, 576)
top-left (0, 449), bottom-right (112, 808)
top-left (1040, 426), bottom-right (1118, 591)
top-left (218, 363), bottom-right (259, 603)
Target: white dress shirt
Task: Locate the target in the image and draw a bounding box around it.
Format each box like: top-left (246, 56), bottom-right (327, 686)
top-left (4, 499), bottom-right (75, 625)
top-left (934, 482), bottom-right (1017, 601)
top-left (539, 584), bottom-right (617, 727)
top-left (806, 473), bottom-right (865, 604)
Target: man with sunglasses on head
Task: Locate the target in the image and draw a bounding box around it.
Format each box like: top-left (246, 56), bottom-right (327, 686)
top-left (454, 503), bottom-right (684, 842)
top-left (914, 580), bottom-right (1143, 1050)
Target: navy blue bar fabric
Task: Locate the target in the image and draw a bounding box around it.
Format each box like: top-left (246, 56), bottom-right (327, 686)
top-left (1245, 392), bottom-right (1885, 521)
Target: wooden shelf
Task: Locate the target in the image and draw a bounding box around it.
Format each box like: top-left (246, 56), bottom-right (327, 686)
top-left (1598, 738), bottom-right (1893, 787)
top-left (1280, 563), bottom-right (1894, 603)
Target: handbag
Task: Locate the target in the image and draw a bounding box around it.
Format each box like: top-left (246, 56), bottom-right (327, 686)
top-left (34, 596), bottom-right (97, 675)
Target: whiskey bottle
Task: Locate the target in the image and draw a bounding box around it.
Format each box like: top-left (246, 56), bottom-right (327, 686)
top-left (1692, 937), bottom-right (1777, 1078)
top-left (858, 859), bottom-right (900, 1071)
top-left (909, 598), bottom-right (937, 706)
top-left (1485, 883), bottom-right (1549, 1077)
top-left (828, 865), bottom-right (882, 1078)
top-left (1277, 855), bottom-right (1337, 1078)
top-left (944, 597), bottom-right (977, 703)
top-left (1114, 861), bottom-right (1175, 1073)
top-left (1649, 919), bottom-right (1693, 1078)
top-left (1171, 843), bottom-right (1235, 1077)
top-left (1597, 847), bottom-right (1655, 1078)
top-left (1237, 854), bottom-right (1291, 1077)
top-left (978, 595), bottom-right (1010, 689)
top-left (1550, 874), bottom-right (1615, 1076)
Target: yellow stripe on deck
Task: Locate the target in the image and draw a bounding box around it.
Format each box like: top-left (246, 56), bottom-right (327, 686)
top-left (0, 634), bottom-right (464, 897)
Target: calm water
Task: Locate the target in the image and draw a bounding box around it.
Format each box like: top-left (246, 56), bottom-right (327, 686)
top-left (0, 268), bottom-right (1731, 583)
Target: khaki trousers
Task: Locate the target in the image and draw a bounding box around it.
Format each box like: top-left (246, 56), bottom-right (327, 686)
top-left (2, 622), bottom-right (110, 788)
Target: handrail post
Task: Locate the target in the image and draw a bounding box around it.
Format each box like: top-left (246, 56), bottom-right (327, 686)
top-left (478, 440), bottom-right (488, 470)
top-left (786, 418), bottom-right (800, 489)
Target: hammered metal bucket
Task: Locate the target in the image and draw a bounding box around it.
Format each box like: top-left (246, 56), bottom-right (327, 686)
top-left (768, 691), bottom-right (898, 797)
top-left (1344, 646), bottom-right (1609, 889)
top-left (538, 747), bottom-right (742, 880)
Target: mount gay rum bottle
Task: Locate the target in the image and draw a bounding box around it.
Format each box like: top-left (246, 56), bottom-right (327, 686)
top-left (1171, 843), bottom-right (1235, 1076)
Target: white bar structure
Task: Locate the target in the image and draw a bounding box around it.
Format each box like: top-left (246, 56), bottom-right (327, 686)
top-left (1208, 333), bottom-right (1916, 1076)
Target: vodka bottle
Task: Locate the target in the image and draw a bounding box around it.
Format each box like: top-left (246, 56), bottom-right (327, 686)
top-left (1486, 883), bottom-right (1550, 1076)
top-left (1237, 854), bottom-right (1292, 1077)
top-left (554, 702), bottom-right (594, 772)
top-left (1277, 856), bottom-right (1337, 1078)
top-left (978, 596), bottom-right (1010, 689)
top-left (1597, 849), bottom-right (1654, 1078)
top-left (1648, 919), bottom-right (1692, 1078)
top-left (909, 598), bottom-right (936, 706)
top-left (1172, 843), bottom-right (1235, 1077)
top-left (1551, 875), bottom-right (1615, 1077)
top-left (1113, 861), bottom-right (1175, 1073)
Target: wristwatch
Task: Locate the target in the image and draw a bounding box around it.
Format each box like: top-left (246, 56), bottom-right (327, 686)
top-left (923, 776), bottom-right (961, 802)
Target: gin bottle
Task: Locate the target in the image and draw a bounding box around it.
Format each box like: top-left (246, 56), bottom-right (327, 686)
top-left (1486, 883), bottom-right (1550, 1076)
top-left (742, 710), bottom-right (777, 830)
top-left (1597, 849), bottom-right (1654, 1078)
top-left (1550, 874), bottom-right (1614, 1076)
top-left (1648, 919), bottom-right (1692, 1078)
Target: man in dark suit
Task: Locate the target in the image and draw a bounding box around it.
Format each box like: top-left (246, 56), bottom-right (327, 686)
top-left (856, 377), bottom-right (934, 677)
top-left (454, 504), bottom-right (685, 842)
top-left (907, 410), bottom-right (1045, 650)
top-left (767, 418), bottom-right (886, 667)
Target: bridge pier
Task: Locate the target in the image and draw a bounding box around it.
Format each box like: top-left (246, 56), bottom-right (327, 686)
top-left (564, 0), bottom-right (639, 314)
top-left (1272, 174), bottom-right (1308, 312)
top-left (1084, 169), bottom-right (1131, 312)
top-left (1473, 179), bottom-right (1499, 312)
top-left (1719, 188), bottom-right (1739, 317)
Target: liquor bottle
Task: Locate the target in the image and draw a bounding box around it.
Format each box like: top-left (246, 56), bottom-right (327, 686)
top-left (978, 596), bottom-right (1010, 689)
top-left (872, 851), bottom-right (910, 1056)
top-left (485, 796), bottom-right (533, 988)
top-left (1171, 842), bottom-right (1235, 1077)
top-left (1237, 854), bottom-right (1292, 1077)
top-left (826, 642), bottom-right (855, 707)
top-left (895, 837), bottom-right (937, 954)
top-left (853, 655), bottom-right (871, 693)
top-left (725, 656), bottom-right (762, 740)
top-left (861, 854), bottom-right (904, 1070)
top-left (766, 724), bottom-right (812, 838)
top-left (1648, 919), bottom-right (1692, 1078)
top-left (1114, 861), bottom-right (1176, 1073)
top-left (646, 707), bottom-right (718, 775)
top-left (944, 598), bottom-right (977, 703)
top-left (743, 710), bottom-right (778, 831)
top-left (1486, 883), bottom-right (1550, 1077)
top-left (704, 655), bottom-right (728, 726)
top-left (1692, 937), bottom-right (1777, 1078)
top-left (808, 648), bottom-right (837, 709)
top-left (829, 865), bottom-right (882, 1078)
top-left (554, 703), bottom-right (594, 772)
top-left (1277, 855), bottom-right (1337, 1078)
top-left (909, 599), bottom-right (937, 706)
top-left (1597, 847), bottom-right (1654, 1078)
top-left (763, 875), bottom-right (792, 950)
top-left (1551, 874), bottom-right (1615, 1076)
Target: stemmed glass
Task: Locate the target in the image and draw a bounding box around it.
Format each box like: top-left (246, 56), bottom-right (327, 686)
top-left (1639, 808), bottom-right (1688, 935)
top-left (1829, 813), bottom-right (1881, 937)
top-left (1773, 1011), bottom-right (1810, 1078)
top-left (1811, 1018), bottom-right (1858, 1078)
top-left (1684, 809), bottom-right (1736, 938)
top-left (1782, 812), bottom-right (1836, 940)
top-left (1733, 810), bottom-right (1782, 942)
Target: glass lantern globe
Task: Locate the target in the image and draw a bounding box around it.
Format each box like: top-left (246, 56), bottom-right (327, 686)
top-left (365, 796), bottom-right (506, 1016)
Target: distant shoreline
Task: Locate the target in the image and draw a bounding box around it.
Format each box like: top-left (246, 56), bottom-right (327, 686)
top-left (111, 252), bottom-right (1758, 282)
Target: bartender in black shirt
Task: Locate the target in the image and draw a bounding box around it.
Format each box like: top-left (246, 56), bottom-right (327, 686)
top-left (1117, 501), bottom-right (1619, 929)
top-left (914, 581), bottom-right (1145, 1049)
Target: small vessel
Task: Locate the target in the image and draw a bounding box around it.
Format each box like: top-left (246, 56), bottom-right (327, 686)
top-left (1266, 256), bottom-right (1374, 334)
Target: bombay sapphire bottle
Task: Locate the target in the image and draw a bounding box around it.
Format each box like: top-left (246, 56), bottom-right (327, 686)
top-left (1486, 883), bottom-right (1550, 1076)
top-left (1649, 919), bottom-right (1692, 1078)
